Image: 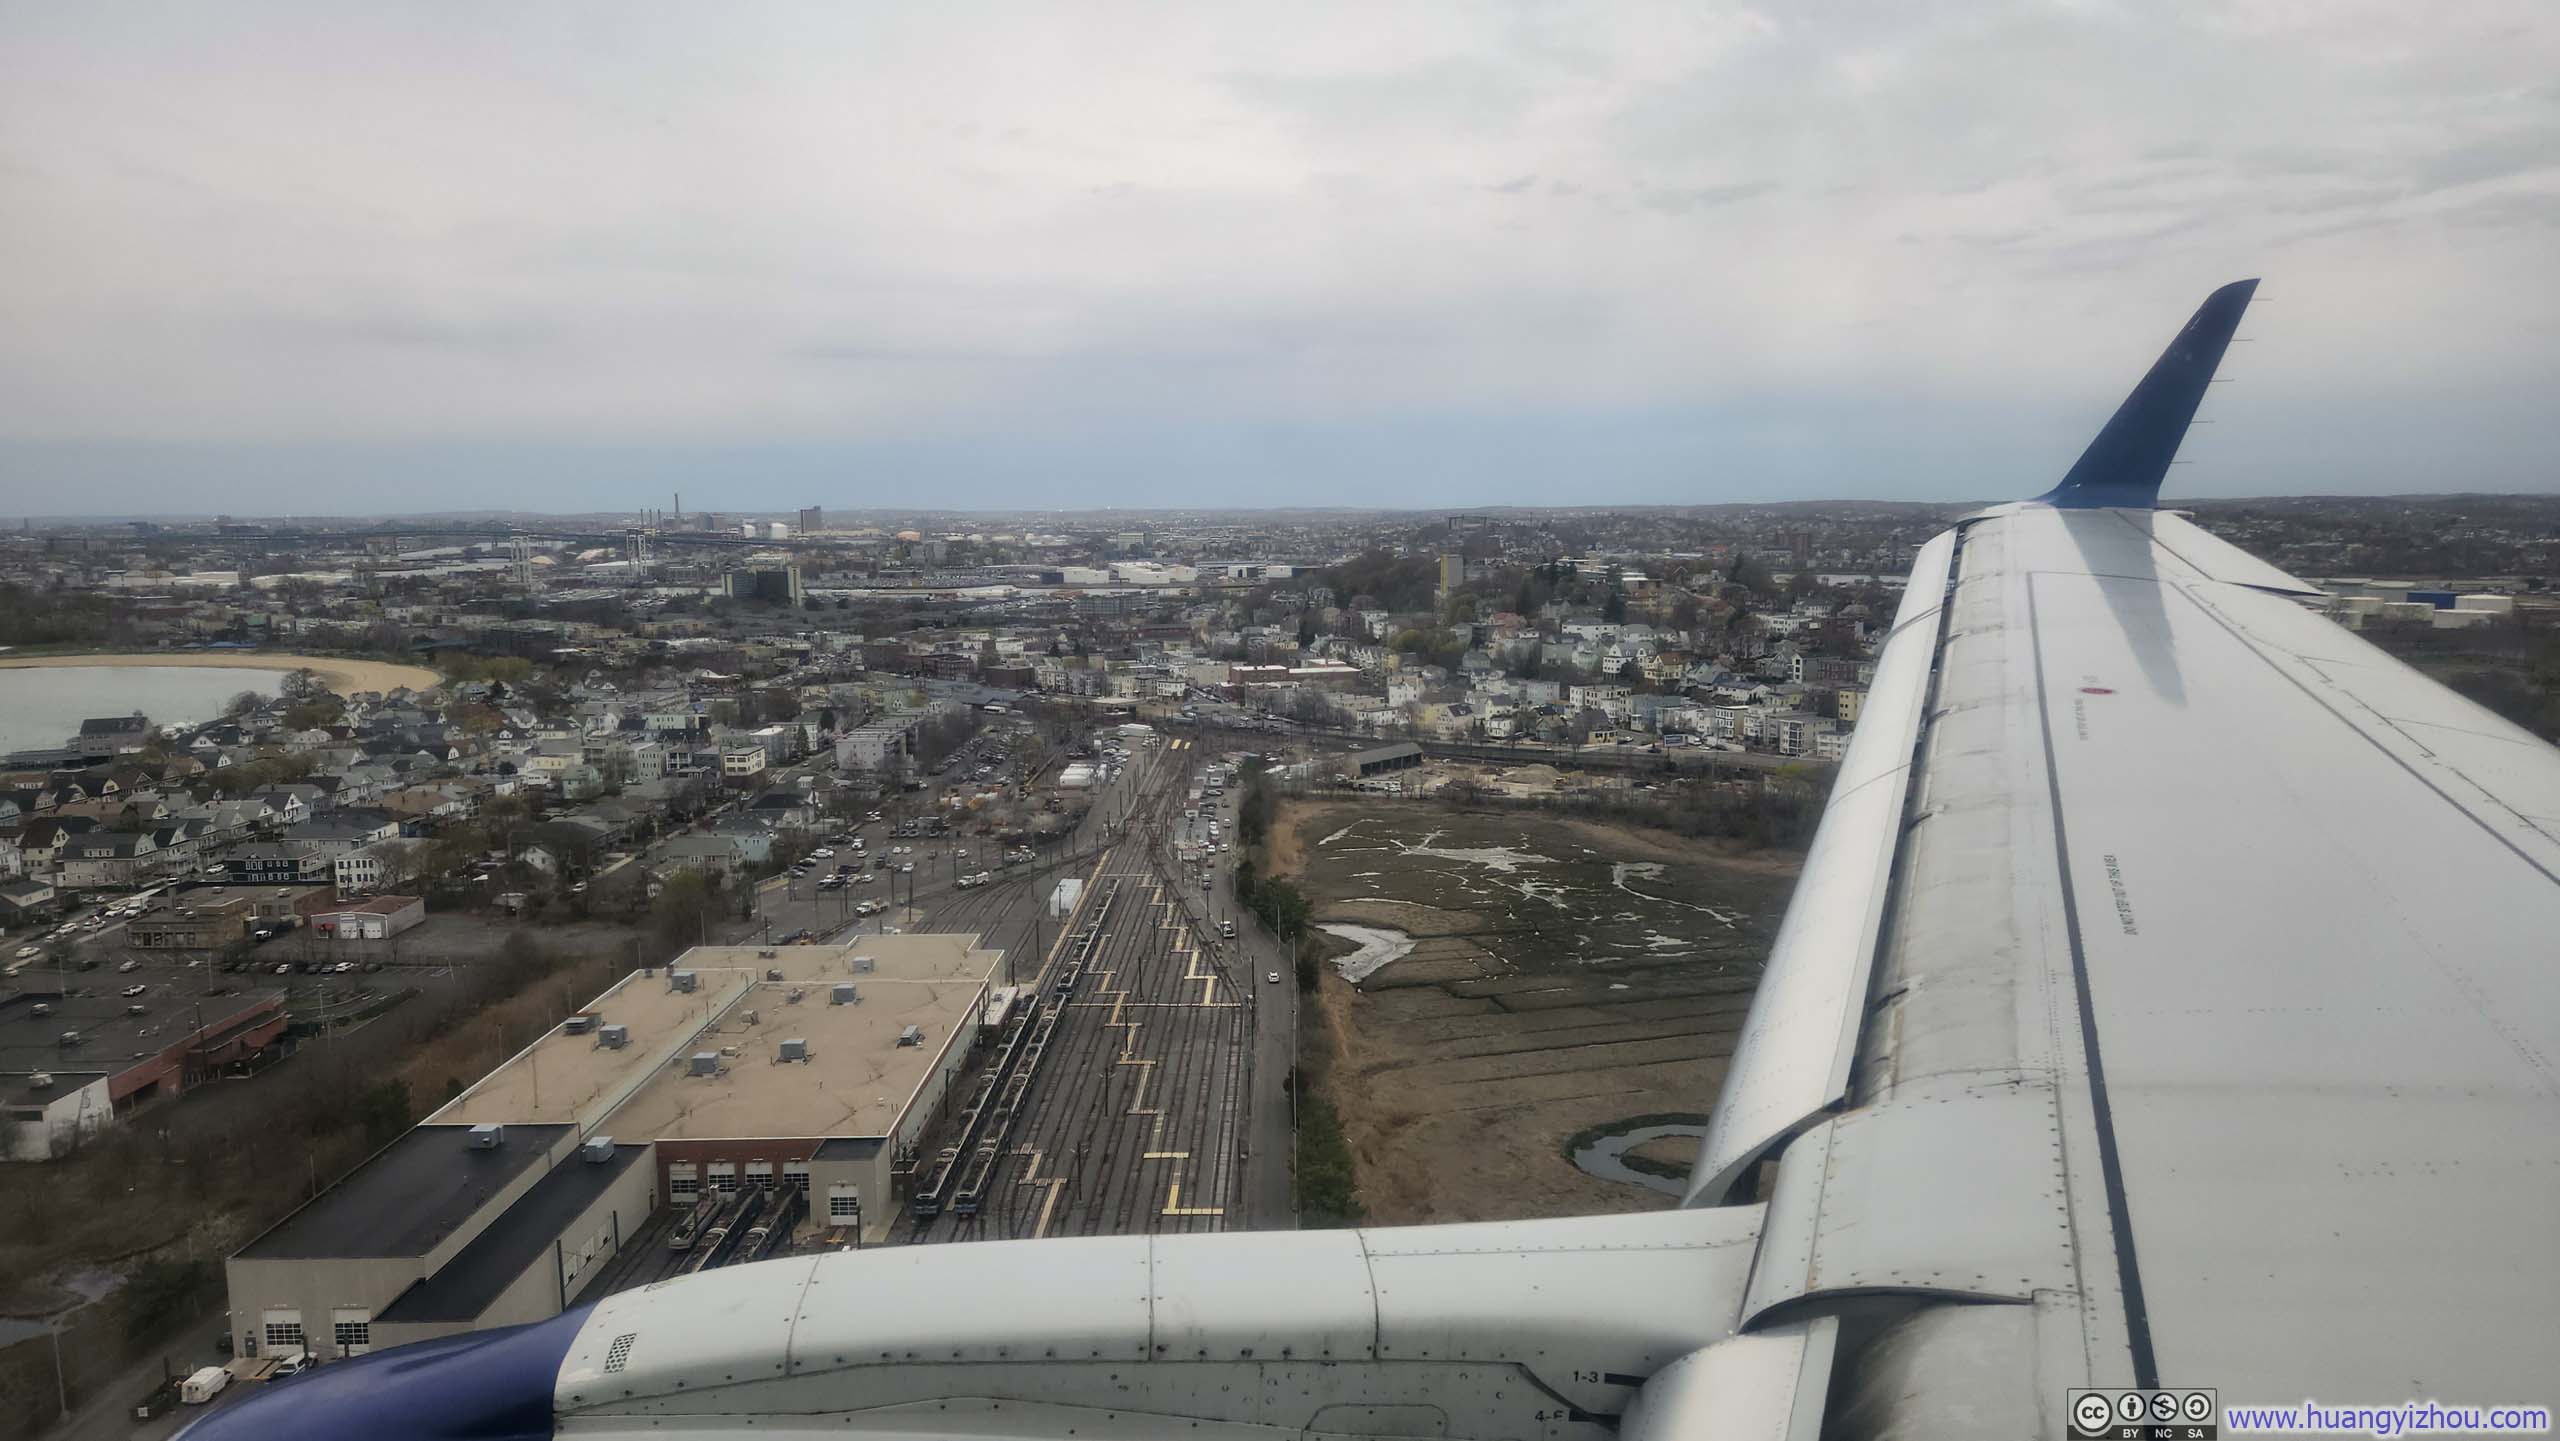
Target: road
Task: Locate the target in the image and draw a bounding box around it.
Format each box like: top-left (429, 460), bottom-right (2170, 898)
top-left (41, 1310), bottom-right (230, 1441)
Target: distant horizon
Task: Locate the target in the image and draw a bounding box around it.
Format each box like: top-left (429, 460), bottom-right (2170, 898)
top-left (12, 491), bottom-right (2560, 526)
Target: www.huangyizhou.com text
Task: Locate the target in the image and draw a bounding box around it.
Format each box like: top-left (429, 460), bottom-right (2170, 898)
top-left (2225, 1401), bottom-right (2550, 1436)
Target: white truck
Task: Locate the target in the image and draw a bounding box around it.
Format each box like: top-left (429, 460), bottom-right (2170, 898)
top-left (182, 1366), bottom-right (231, 1404)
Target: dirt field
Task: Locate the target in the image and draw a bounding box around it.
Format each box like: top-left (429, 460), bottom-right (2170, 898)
top-left (1281, 799), bottom-right (1797, 1224)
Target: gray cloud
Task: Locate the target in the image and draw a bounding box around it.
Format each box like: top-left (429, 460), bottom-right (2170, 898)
top-left (1637, 181), bottom-right (1775, 215)
top-left (0, 0), bottom-right (2554, 511)
top-left (234, 305), bottom-right (561, 354)
top-left (2407, 123), bottom-right (2560, 194)
top-left (1223, 56), bottom-right (1539, 138)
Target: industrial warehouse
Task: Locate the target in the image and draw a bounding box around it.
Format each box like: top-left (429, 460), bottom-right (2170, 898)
top-left (221, 932), bottom-right (1002, 1361)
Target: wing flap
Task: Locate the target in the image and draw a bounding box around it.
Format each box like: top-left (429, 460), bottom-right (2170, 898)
top-left (1683, 531), bottom-right (1952, 1204)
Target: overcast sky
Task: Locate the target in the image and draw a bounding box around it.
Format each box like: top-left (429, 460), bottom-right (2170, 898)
top-left (2, 1), bottom-right (2554, 516)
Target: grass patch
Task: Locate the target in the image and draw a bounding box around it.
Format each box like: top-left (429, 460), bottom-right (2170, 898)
top-left (1293, 1075), bottom-right (1364, 1228)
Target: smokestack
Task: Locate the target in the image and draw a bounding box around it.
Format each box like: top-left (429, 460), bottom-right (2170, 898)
top-left (674, 491), bottom-right (682, 522)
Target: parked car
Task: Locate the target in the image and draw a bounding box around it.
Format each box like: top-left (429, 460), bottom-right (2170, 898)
top-left (121, 983), bottom-right (146, 997)
top-left (1267, 971), bottom-right (1282, 985)
top-left (118, 958), bottom-right (142, 973)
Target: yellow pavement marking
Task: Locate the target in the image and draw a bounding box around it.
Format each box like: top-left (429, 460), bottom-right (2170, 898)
top-left (1123, 1055), bottom-right (1174, 1153)
top-left (1162, 1182), bottom-right (1223, 1217)
top-left (1183, 950), bottom-right (1220, 1007)
top-left (1013, 1147), bottom-right (1066, 1239)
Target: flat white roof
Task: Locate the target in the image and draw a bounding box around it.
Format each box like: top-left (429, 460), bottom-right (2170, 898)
top-left (427, 935), bottom-right (1001, 1139)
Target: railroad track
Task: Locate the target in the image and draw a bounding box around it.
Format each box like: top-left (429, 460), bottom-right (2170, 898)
top-left (903, 736), bottom-right (1249, 1243)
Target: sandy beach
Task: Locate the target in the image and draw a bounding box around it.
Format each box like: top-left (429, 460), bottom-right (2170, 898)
top-left (0, 652), bottom-right (443, 695)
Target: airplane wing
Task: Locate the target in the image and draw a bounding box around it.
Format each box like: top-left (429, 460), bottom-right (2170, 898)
top-left (180, 286), bottom-right (2560, 1441)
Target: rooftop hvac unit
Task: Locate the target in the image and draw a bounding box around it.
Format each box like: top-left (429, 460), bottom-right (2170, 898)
top-left (742, 1009), bottom-right (761, 1027)
top-left (765, 968), bottom-right (784, 982)
top-left (563, 1014), bottom-right (597, 1035)
top-left (777, 1038), bottom-right (808, 1062)
top-left (758, 949), bottom-right (777, 959)
top-left (897, 1025), bottom-right (924, 1047)
top-left (786, 988), bottom-right (805, 1004)
top-left (849, 956), bottom-right (875, 974)
top-left (582, 1136), bottom-right (616, 1163)
top-left (27, 1072), bottom-right (52, 1091)
top-left (670, 970), bottom-right (698, 993)
top-left (468, 1124), bottom-right (504, 1150)
top-left (830, 983), bottom-right (858, 1006)
top-left (598, 1024), bottom-right (630, 1049)
top-left (688, 1052), bottom-right (719, 1076)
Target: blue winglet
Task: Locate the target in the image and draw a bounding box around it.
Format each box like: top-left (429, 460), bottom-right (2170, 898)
top-left (2040, 278), bottom-right (2258, 509)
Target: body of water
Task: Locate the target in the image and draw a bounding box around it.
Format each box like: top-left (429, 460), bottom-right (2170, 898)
top-left (1567, 1122), bottom-right (1709, 1198)
top-left (1318, 923), bottom-right (1417, 984)
top-left (0, 665), bottom-right (294, 753)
